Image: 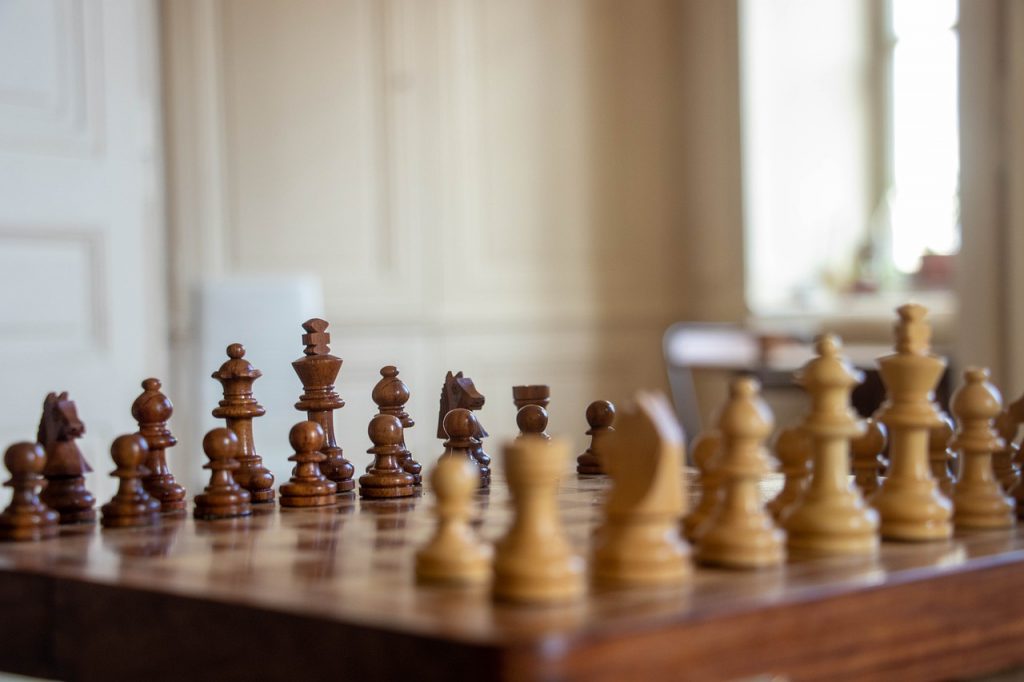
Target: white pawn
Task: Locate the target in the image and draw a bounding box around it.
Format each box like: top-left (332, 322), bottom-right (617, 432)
top-left (493, 436), bottom-right (584, 603)
top-left (782, 334), bottom-right (879, 556)
top-left (682, 431), bottom-right (722, 541)
top-left (950, 368), bottom-right (1015, 530)
top-left (591, 392), bottom-right (692, 588)
top-left (765, 426), bottom-right (811, 522)
top-left (415, 456), bottom-right (491, 584)
top-left (696, 377), bottom-right (785, 569)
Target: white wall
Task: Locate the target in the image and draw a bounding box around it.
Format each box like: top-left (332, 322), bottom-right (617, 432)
top-left (163, 0), bottom-right (742, 487)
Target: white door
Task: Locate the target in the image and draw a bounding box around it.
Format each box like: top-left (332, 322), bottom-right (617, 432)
top-left (0, 0), bottom-right (166, 502)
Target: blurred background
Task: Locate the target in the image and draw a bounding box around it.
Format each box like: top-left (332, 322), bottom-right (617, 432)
top-left (0, 0), bottom-right (1022, 500)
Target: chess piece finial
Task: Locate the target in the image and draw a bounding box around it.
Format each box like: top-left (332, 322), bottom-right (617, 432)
top-left (194, 427), bottom-right (252, 520)
top-left (696, 377), bottom-right (785, 568)
top-left (950, 368), bottom-right (1015, 529)
top-left (516, 405), bottom-right (550, 440)
top-left (765, 426), bottom-right (811, 521)
top-left (682, 430), bottom-right (722, 540)
top-left (851, 417), bottom-right (887, 496)
top-left (577, 400), bottom-right (615, 475)
top-left (438, 371), bottom-right (489, 487)
top-left (372, 365), bottom-right (422, 485)
top-left (493, 436), bottom-right (585, 603)
top-left (212, 344), bottom-right (275, 503)
top-left (101, 434), bottom-right (161, 528)
top-left (512, 385), bottom-right (550, 411)
top-left (0, 442), bottom-right (59, 541)
top-left (782, 334), bottom-right (879, 556)
top-left (928, 415), bottom-right (957, 497)
top-left (38, 391), bottom-right (95, 524)
top-left (132, 377), bottom-right (187, 513)
top-left (359, 414), bottom-right (415, 499)
top-left (280, 421), bottom-right (338, 508)
top-left (415, 456), bottom-right (491, 584)
top-left (870, 305), bottom-right (953, 541)
top-left (293, 319), bottom-right (355, 493)
top-left (592, 392), bottom-right (692, 587)
top-left (895, 303), bottom-right (931, 355)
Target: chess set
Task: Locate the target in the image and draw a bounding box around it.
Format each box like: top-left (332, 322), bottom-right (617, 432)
top-left (2, 306), bottom-right (1024, 681)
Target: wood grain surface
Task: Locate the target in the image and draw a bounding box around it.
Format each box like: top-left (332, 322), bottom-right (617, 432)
top-left (1, 473), bottom-right (1023, 681)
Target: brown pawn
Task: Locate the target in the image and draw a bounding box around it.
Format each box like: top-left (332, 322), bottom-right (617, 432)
top-left (37, 391), bottom-right (95, 524)
top-left (513, 385), bottom-right (550, 410)
top-left (438, 371), bottom-right (491, 488)
top-left (851, 418), bottom-right (887, 497)
top-left (516, 405), bottom-right (551, 440)
top-left (101, 434), bottom-right (161, 529)
top-left (372, 366), bottom-right (422, 485)
top-left (360, 414), bottom-right (415, 499)
top-left (441, 409), bottom-right (489, 488)
top-left (292, 319), bottom-right (355, 492)
top-left (280, 421), bottom-right (338, 508)
top-left (194, 427), bottom-right (252, 520)
top-left (131, 378), bottom-right (187, 513)
top-left (928, 415), bottom-right (956, 498)
top-left (577, 400), bottom-right (615, 475)
top-left (211, 343), bottom-right (275, 503)
top-left (0, 443), bottom-right (59, 542)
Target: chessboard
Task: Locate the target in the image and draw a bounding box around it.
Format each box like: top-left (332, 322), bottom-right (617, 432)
top-left (2, 472), bottom-right (1024, 682)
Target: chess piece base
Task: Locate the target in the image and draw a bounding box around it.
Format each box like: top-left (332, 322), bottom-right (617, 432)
top-left (194, 493), bottom-right (252, 520)
top-left (953, 486), bottom-right (1016, 530)
top-left (142, 475), bottom-right (187, 513)
top-left (696, 522), bottom-right (785, 569)
top-left (870, 481), bottom-right (952, 541)
top-left (101, 506), bottom-right (161, 529)
top-left (592, 524), bottom-right (692, 588)
top-left (0, 510), bottom-right (59, 542)
top-left (416, 546), bottom-right (491, 585)
top-left (247, 489), bottom-right (276, 504)
top-left (280, 478), bottom-right (339, 508)
top-left (492, 553), bottom-right (586, 604)
top-left (783, 494), bottom-right (880, 556)
top-left (40, 477), bottom-right (95, 525)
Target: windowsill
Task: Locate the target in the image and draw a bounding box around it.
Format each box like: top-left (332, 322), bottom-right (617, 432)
top-left (746, 289), bottom-right (957, 346)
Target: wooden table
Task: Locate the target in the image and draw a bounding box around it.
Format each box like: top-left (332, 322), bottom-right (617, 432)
top-left (1, 474), bottom-right (1023, 681)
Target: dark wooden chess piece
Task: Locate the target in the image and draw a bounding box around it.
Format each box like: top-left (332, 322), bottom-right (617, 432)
top-left (101, 434), bottom-right (161, 529)
top-left (38, 392), bottom-right (95, 524)
top-left (0, 442), bottom-right (59, 542)
top-left (513, 385), bottom-right (550, 411)
top-left (577, 400), bottom-right (615, 474)
top-left (194, 427), bottom-right (252, 520)
top-left (516, 405), bottom-right (551, 440)
top-left (441, 409), bottom-right (489, 489)
top-left (131, 378), bottom-right (187, 513)
top-left (211, 343), bottom-right (275, 503)
top-left (359, 414), bottom-right (415, 499)
top-left (372, 365), bottom-right (422, 485)
top-left (292, 319), bottom-right (355, 493)
top-left (438, 371), bottom-right (490, 487)
top-left (280, 421), bottom-right (338, 508)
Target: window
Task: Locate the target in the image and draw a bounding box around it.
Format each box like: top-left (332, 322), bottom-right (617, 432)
top-left (740, 0), bottom-right (960, 315)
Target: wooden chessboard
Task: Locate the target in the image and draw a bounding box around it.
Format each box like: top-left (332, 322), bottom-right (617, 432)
top-left (1, 473), bottom-right (1024, 681)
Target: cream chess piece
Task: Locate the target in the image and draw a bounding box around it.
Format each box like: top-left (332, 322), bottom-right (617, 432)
top-left (591, 392), bottom-right (692, 587)
top-left (850, 418), bottom-right (887, 497)
top-left (416, 456), bottom-right (491, 584)
top-left (682, 431), bottom-right (722, 541)
top-left (950, 368), bottom-right (1015, 530)
top-left (493, 437), bottom-right (585, 603)
top-left (696, 377), bottom-right (785, 569)
top-left (869, 304), bottom-right (953, 541)
top-left (766, 426), bottom-right (810, 522)
top-left (782, 335), bottom-right (879, 556)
